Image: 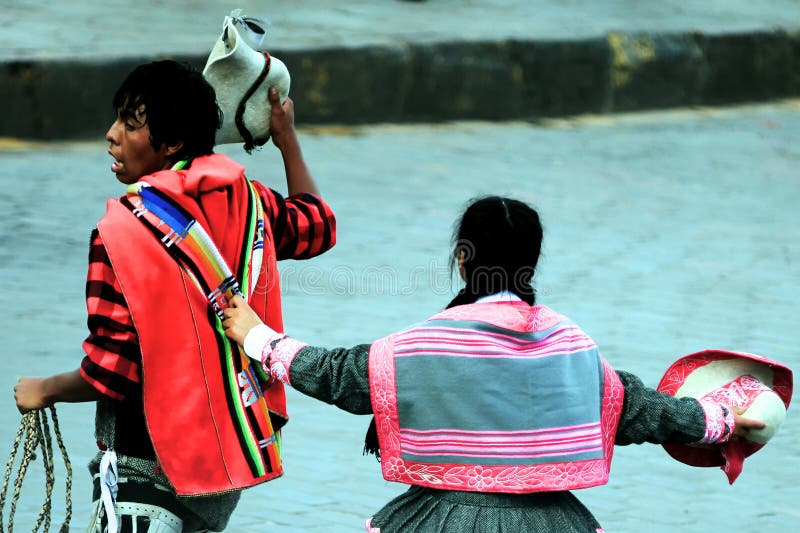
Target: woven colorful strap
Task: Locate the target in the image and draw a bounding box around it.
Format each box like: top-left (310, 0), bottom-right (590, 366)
top-left (124, 166), bottom-right (281, 477)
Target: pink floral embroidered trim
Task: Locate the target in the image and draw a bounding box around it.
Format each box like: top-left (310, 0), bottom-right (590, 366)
top-left (266, 337), bottom-right (308, 386)
top-left (696, 400), bottom-right (735, 444)
top-left (696, 374), bottom-right (770, 444)
top-left (364, 518), bottom-right (380, 532)
top-left (702, 374), bottom-right (772, 409)
top-left (599, 358), bottom-right (624, 469)
top-left (434, 302), bottom-right (566, 333)
top-left (368, 304), bottom-right (625, 494)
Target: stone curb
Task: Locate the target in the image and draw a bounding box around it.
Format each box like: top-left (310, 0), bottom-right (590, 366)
top-left (2, 29), bottom-right (798, 140)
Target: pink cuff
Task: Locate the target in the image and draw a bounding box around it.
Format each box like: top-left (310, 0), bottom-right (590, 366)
top-left (263, 337), bottom-right (308, 386)
top-left (697, 400), bottom-right (736, 444)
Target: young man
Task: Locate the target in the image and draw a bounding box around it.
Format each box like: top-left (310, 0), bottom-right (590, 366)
top-left (13, 60), bottom-right (336, 532)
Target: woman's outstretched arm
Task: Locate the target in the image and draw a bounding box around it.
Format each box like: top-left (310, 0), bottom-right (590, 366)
top-left (223, 294), bottom-right (373, 414)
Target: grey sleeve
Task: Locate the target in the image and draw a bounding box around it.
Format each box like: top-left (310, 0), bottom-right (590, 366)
top-left (615, 370), bottom-right (706, 446)
top-left (287, 343), bottom-right (374, 415)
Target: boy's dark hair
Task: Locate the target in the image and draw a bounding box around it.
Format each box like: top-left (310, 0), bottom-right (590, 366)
top-left (112, 60), bottom-right (222, 161)
top-left (447, 195), bottom-right (543, 308)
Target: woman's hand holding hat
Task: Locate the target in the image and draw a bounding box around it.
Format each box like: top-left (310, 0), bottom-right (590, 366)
top-left (732, 407), bottom-right (767, 438)
top-left (657, 349), bottom-right (793, 483)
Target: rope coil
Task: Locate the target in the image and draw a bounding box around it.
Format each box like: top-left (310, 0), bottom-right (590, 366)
top-left (0, 408), bottom-right (72, 533)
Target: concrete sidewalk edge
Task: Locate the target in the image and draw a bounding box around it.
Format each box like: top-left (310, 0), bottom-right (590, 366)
top-left (2, 28), bottom-right (799, 141)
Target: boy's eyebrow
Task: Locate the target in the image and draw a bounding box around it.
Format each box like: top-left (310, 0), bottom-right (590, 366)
top-left (118, 103), bottom-right (147, 124)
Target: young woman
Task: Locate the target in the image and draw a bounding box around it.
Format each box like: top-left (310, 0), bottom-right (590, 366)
top-left (223, 195), bottom-right (763, 532)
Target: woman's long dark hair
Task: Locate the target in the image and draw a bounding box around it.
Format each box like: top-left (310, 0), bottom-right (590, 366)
top-left (365, 196), bottom-right (544, 458)
top-left (446, 195), bottom-right (543, 308)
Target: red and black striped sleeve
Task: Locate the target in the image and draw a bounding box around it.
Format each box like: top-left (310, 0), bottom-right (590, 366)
top-left (253, 181), bottom-right (337, 260)
top-left (80, 229), bottom-right (141, 401)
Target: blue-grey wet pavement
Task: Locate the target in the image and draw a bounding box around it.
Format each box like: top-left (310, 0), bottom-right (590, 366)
top-left (4, 0), bottom-right (800, 61)
top-left (1, 101), bottom-right (799, 531)
top-left (4, 1), bottom-right (800, 141)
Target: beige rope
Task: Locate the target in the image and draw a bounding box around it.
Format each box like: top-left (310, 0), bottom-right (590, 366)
top-left (0, 407), bottom-right (72, 533)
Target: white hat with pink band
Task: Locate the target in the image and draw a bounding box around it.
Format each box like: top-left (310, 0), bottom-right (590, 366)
top-left (657, 349), bottom-right (793, 484)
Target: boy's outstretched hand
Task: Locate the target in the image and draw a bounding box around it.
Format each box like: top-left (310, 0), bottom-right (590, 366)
top-left (222, 294), bottom-right (264, 346)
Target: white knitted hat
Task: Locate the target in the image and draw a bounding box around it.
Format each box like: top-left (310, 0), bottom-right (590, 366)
top-left (203, 10), bottom-right (291, 150)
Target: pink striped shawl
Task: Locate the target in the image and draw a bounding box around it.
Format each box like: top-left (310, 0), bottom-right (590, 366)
top-left (368, 301), bottom-right (624, 493)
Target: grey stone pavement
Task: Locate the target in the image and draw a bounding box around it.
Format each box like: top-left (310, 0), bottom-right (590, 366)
top-left (4, 0), bottom-right (799, 61)
top-left (2, 1), bottom-right (800, 139)
top-left (1, 100), bottom-right (799, 531)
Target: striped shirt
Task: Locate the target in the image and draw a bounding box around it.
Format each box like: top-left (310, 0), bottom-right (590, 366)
top-left (80, 185), bottom-right (336, 401)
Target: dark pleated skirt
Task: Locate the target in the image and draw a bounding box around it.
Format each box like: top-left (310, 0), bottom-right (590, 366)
top-left (369, 486), bottom-right (603, 533)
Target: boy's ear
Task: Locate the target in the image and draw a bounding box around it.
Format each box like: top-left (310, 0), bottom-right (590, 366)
top-left (165, 140), bottom-right (184, 158)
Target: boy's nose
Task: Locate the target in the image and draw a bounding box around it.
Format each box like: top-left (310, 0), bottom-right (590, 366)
top-left (105, 120), bottom-right (121, 144)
